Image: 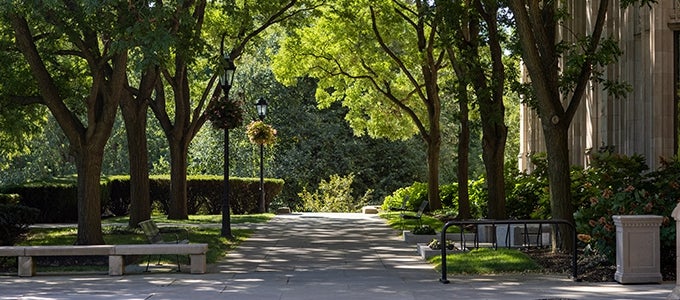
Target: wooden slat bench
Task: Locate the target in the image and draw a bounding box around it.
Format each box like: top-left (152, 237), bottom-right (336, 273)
top-left (0, 243), bottom-right (208, 276)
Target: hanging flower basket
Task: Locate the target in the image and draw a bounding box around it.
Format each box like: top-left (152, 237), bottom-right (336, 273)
top-left (246, 120), bottom-right (277, 145)
top-left (206, 96), bottom-right (244, 130)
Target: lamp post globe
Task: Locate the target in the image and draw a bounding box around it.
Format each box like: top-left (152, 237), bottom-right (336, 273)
top-left (219, 53), bottom-right (236, 92)
top-left (255, 98), bottom-right (268, 121)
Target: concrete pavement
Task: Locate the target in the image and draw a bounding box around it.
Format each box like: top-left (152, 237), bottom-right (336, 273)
top-left (0, 213), bottom-right (675, 299)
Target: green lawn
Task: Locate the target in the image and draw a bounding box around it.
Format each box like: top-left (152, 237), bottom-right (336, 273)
top-left (15, 214), bottom-right (273, 267)
top-left (429, 248), bottom-right (541, 274)
top-left (381, 212), bottom-right (543, 275)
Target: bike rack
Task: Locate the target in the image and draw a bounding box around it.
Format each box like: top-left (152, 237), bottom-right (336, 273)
top-left (438, 219), bottom-right (578, 283)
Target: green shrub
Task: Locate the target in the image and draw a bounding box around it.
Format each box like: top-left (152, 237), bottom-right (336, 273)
top-left (0, 201), bottom-right (39, 245)
top-left (469, 178), bottom-right (488, 218)
top-left (504, 155), bottom-right (551, 220)
top-left (574, 150), bottom-right (676, 263)
top-left (299, 173), bottom-right (371, 212)
top-left (129, 175), bottom-right (284, 215)
top-left (439, 183), bottom-right (458, 209)
top-left (0, 193), bottom-right (20, 205)
top-left (0, 176), bottom-right (285, 222)
top-left (382, 181), bottom-right (485, 218)
top-left (412, 224), bottom-right (436, 235)
top-left (381, 182), bottom-right (428, 212)
top-left (0, 181), bottom-right (78, 222)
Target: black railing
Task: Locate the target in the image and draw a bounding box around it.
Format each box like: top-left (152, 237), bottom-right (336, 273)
top-left (438, 219), bottom-right (578, 283)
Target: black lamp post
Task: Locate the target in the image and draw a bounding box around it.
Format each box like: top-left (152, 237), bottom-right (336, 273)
top-left (219, 47), bottom-right (236, 238)
top-left (255, 98), bottom-right (268, 213)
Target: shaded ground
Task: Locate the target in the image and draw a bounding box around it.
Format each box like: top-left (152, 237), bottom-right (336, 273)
top-left (525, 248), bottom-right (676, 282)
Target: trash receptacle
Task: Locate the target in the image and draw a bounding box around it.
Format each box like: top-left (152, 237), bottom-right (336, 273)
top-left (613, 215), bottom-right (663, 284)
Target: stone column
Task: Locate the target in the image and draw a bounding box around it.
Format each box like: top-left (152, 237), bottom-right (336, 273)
top-left (613, 215), bottom-right (663, 284)
top-left (667, 204), bottom-right (680, 299)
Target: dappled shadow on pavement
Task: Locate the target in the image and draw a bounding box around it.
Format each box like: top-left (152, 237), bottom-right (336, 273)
top-left (0, 213), bottom-right (674, 299)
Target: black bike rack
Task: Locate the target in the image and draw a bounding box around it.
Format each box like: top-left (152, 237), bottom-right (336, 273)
top-left (438, 219), bottom-right (578, 283)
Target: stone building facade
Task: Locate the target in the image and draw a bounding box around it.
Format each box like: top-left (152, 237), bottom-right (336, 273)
top-left (519, 1), bottom-right (679, 172)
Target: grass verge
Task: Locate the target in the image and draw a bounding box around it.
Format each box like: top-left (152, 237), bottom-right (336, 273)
top-left (3, 214), bottom-right (273, 272)
top-left (429, 248), bottom-right (541, 274)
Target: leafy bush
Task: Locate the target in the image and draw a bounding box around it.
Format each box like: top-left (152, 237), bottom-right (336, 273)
top-left (299, 173), bottom-right (372, 212)
top-left (382, 181), bottom-right (485, 218)
top-left (468, 178), bottom-right (488, 218)
top-left (505, 154), bottom-right (551, 220)
top-left (0, 199), bottom-right (39, 245)
top-left (574, 151), bottom-right (677, 263)
top-left (0, 193), bottom-right (20, 205)
top-left (381, 182), bottom-right (428, 212)
top-left (1, 176), bottom-right (285, 222)
top-left (439, 183), bottom-right (458, 208)
top-left (412, 224), bottom-right (436, 235)
top-left (0, 181), bottom-right (78, 222)
top-left (126, 175), bottom-right (284, 215)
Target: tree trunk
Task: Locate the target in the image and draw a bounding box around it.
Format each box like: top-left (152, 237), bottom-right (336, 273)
top-left (167, 138), bottom-right (189, 219)
top-left (543, 120), bottom-right (575, 252)
top-left (456, 87), bottom-right (472, 219)
top-left (481, 119), bottom-right (508, 220)
top-left (74, 147), bottom-right (105, 245)
top-left (426, 132), bottom-right (442, 211)
top-left (120, 96), bottom-right (151, 226)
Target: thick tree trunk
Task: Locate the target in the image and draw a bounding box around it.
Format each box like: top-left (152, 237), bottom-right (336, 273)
top-left (75, 147), bottom-right (105, 245)
top-left (120, 97), bottom-right (151, 226)
top-left (543, 121), bottom-right (575, 252)
top-left (456, 89), bottom-right (472, 219)
top-left (481, 121), bottom-right (508, 220)
top-left (426, 132), bottom-right (443, 211)
top-left (167, 139), bottom-right (189, 219)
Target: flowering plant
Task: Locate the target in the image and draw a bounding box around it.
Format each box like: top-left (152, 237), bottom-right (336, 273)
top-left (246, 120), bottom-right (277, 145)
top-left (206, 96), bottom-right (244, 130)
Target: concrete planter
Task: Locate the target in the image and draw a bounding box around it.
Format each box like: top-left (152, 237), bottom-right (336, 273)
top-left (416, 243), bottom-right (465, 260)
top-left (613, 215), bottom-right (663, 284)
top-left (402, 231), bottom-right (437, 244)
top-left (402, 231), bottom-right (477, 244)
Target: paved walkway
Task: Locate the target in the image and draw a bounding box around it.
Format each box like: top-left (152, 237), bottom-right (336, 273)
top-left (0, 213), bottom-right (675, 299)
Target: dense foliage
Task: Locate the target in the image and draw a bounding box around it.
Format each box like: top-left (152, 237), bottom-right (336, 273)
top-left (381, 149), bottom-right (677, 269)
top-left (299, 173), bottom-right (371, 212)
top-left (0, 194), bottom-right (39, 246)
top-left (1, 176), bottom-right (284, 222)
top-left (574, 151), bottom-right (677, 264)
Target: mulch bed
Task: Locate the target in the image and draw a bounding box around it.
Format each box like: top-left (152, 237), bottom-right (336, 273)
top-left (524, 247), bottom-right (676, 282)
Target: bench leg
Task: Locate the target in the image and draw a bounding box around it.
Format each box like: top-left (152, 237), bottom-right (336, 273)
top-left (109, 256), bottom-right (124, 276)
top-left (189, 254), bottom-right (206, 274)
top-left (18, 256), bottom-right (34, 277)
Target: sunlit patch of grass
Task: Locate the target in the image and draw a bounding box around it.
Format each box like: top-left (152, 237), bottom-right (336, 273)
top-left (429, 248), bottom-right (541, 274)
top-left (18, 214), bottom-right (262, 271)
top-left (103, 213), bottom-right (273, 225)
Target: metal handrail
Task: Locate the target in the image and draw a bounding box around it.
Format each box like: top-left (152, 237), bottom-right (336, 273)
top-left (438, 219), bottom-right (578, 284)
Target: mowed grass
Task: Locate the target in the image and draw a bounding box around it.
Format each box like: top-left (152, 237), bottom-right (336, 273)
top-left (8, 214), bottom-right (273, 271)
top-left (381, 212), bottom-right (543, 275)
top-left (429, 248), bottom-right (541, 274)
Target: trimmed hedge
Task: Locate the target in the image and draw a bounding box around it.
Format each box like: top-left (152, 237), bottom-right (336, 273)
top-left (1, 176), bottom-right (284, 222)
top-left (0, 194), bottom-right (39, 245)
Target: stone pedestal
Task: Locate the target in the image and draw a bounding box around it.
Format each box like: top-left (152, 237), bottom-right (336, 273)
top-left (276, 207), bottom-right (291, 214)
top-left (361, 206), bottom-right (379, 214)
top-left (613, 215), bottom-right (663, 284)
top-left (667, 204), bottom-right (680, 299)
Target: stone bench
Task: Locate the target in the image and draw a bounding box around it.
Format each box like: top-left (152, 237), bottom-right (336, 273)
top-left (0, 243), bottom-right (208, 276)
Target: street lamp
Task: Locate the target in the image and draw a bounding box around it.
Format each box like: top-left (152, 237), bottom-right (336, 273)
top-left (255, 98), bottom-right (268, 213)
top-left (219, 47), bottom-right (236, 238)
